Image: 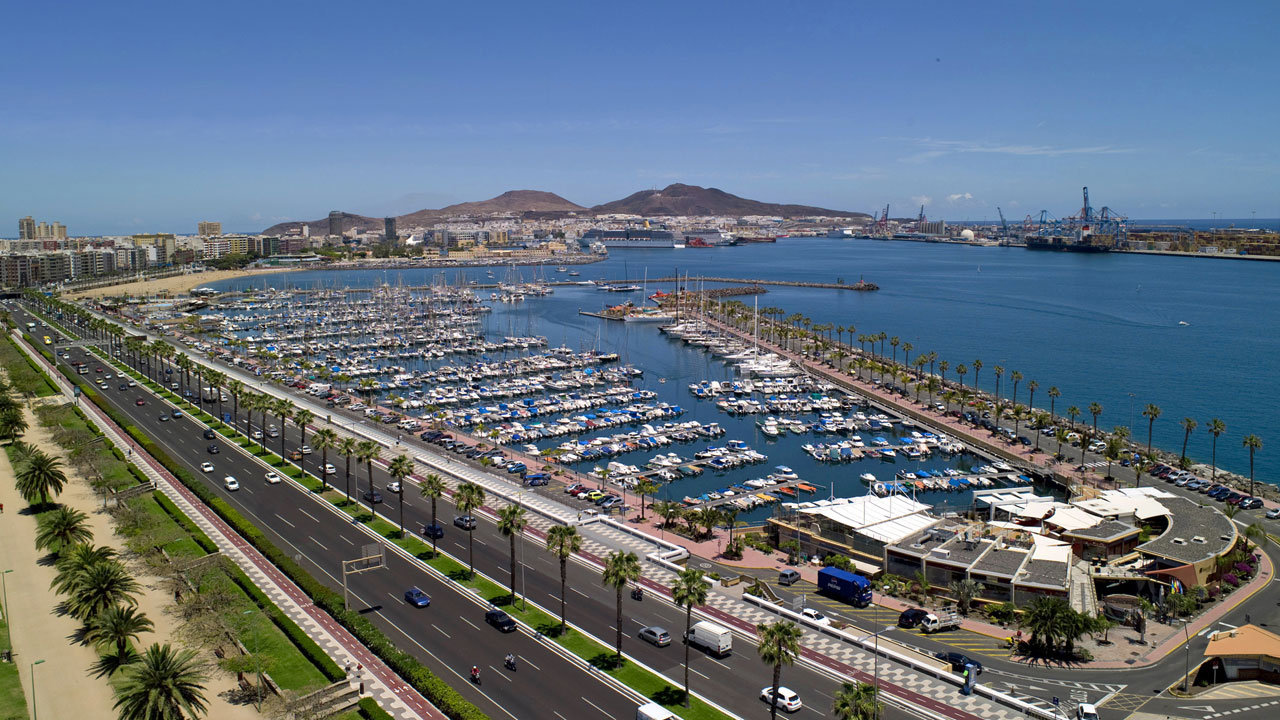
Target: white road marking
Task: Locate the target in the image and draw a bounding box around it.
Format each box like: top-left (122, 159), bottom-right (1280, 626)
top-left (275, 513), bottom-right (295, 528)
top-left (518, 655), bottom-right (539, 671)
top-left (308, 536), bottom-right (328, 551)
top-left (460, 617), bottom-right (482, 632)
top-left (581, 697), bottom-right (616, 720)
top-left (298, 509), bottom-right (319, 523)
top-left (431, 624), bottom-right (451, 639)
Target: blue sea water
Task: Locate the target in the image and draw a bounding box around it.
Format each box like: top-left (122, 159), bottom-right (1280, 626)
top-left (208, 238), bottom-right (1279, 486)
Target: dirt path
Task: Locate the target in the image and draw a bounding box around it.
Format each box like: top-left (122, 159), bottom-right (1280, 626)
top-left (0, 404), bottom-right (258, 719)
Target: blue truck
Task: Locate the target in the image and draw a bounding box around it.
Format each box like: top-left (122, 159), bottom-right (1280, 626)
top-left (817, 566), bottom-right (873, 607)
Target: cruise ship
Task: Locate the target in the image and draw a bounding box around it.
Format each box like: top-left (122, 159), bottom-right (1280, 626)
top-left (683, 228), bottom-right (737, 246)
top-left (581, 224), bottom-right (679, 249)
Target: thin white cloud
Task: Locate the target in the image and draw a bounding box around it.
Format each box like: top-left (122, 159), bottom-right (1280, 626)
top-left (911, 195), bottom-right (933, 207)
top-left (947, 192), bottom-right (973, 203)
top-left (897, 137), bottom-right (1134, 163)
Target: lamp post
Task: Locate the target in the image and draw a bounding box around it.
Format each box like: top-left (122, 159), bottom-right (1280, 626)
top-left (30, 659), bottom-right (45, 720)
top-left (518, 492), bottom-right (527, 611)
top-left (1182, 619), bottom-right (1193, 692)
top-left (1, 569), bottom-right (12, 641)
top-left (241, 610), bottom-right (262, 709)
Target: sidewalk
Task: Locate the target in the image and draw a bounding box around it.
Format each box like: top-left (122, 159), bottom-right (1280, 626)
top-left (12, 330), bottom-right (443, 720)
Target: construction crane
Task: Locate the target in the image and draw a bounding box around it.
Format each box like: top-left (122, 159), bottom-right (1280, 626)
top-left (997, 207), bottom-right (1009, 237)
top-left (874, 204), bottom-right (890, 236)
top-left (918, 205), bottom-right (927, 224)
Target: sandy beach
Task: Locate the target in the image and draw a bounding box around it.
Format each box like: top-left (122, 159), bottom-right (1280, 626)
top-left (68, 267), bottom-right (298, 300)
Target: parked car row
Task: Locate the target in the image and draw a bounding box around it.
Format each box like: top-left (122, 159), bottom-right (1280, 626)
top-left (1149, 463), bottom-right (1264, 509)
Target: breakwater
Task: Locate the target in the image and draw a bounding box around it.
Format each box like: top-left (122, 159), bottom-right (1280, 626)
top-left (644, 276), bottom-right (879, 291)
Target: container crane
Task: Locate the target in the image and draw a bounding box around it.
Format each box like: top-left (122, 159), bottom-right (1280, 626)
top-left (997, 207), bottom-right (1009, 237)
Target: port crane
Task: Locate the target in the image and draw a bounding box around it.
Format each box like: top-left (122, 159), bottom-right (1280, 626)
top-left (1026, 187), bottom-right (1129, 246)
top-left (873, 204), bottom-right (890, 237)
top-left (996, 207), bottom-right (1009, 237)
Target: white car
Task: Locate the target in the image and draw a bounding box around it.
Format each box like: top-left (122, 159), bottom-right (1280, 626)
top-left (323, 463), bottom-right (336, 474)
top-left (1076, 703), bottom-right (1099, 720)
top-left (200, 462), bottom-right (214, 473)
top-left (264, 472), bottom-right (282, 484)
top-left (300, 445), bottom-right (313, 455)
top-left (251, 430), bottom-right (263, 440)
top-left (801, 607), bottom-right (830, 626)
top-left (223, 476), bottom-right (240, 491)
top-left (128, 380), bottom-right (137, 387)
top-left (760, 686), bottom-right (802, 713)
top-left (387, 481), bottom-right (401, 493)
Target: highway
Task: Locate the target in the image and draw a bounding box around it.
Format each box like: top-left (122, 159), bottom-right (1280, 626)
top-left (19, 303), bottom-right (942, 720)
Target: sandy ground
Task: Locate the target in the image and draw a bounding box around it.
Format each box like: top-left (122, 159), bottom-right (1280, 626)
top-left (68, 267), bottom-right (298, 300)
top-left (0, 403), bottom-right (258, 719)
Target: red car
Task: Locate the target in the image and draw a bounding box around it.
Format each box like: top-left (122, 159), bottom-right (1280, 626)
top-left (95, 367), bottom-right (103, 373)
top-left (135, 399), bottom-right (145, 406)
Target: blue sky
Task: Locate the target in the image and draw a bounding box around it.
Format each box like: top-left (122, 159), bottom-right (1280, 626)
top-left (4, 1), bottom-right (1277, 235)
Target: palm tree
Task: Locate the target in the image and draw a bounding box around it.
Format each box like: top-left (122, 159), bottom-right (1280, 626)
top-left (355, 440), bottom-right (381, 505)
top-left (0, 406), bottom-right (27, 441)
top-left (757, 620), bottom-right (804, 720)
top-left (1243, 435), bottom-right (1263, 497)
top-left (833, 681), bottom-right (882, 720)
top-left (602, 551), bottom-right (642, 658)
top-left (455, 482), bottom-right (486, 578)
top-left (418, 474), bottom-right (446, 557)
top-left (273, 397), bottom-right (293, 460)
top-left (227, 379), bottom-right (244, 425)
top-left (1088, 402), bottom-right (1103, 436)
top-left (971, 358), bottom-right (982, 394)
top-left (311, 428), bottom-right (338, 492)
top-left (332, 435), bottom-right (355, 502)
top-left (1179, 417), bottom-right (1197, 466)
top-left (35, 506), bottom-right (94, 555)
top-left (387, 454), bottom-right (415, 536)
top-left (1009, 370), bottom-right (1022, 407)
top-left (634, 479), bottom-right (658, 521)
top-left (1142, 403), bottom-right (1161, 459)
top-left (949, 578), bottom-right (984, 615)
top-left (113, 643), bottom-right (208, 720)
top-left (87, 604), bottom-right (154, 655)
top-left (66, 560), bottom-right (142, 622)
top-left (1208, 418), bottom-right (1226, 481)
top-left (53, 544), bottom-right (118, 595)
top-left (545, 525), bottom-right (582, 632)
top-left (955, 363), bottom-right (968, 390)
top-left (293, 408), bottom-right (314, 451)
top-left (16, 450), bottom-right (67, 507)
top-left (497, 503), bottom-right (529, 604)
top-left (1047, 386), bottom-right (1061, 421)
top-left (1066, 405), bottom-right (1080, 431)
top-left (889, 336), bottom-right (900, 367)
top-left (1027, 379), bottom-right (1039, 413)
top-left (673, 567), bottom-right (710, 707)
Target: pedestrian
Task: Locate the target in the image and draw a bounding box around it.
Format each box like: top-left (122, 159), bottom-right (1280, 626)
top-left (1, 502), bottom-right (4, 514)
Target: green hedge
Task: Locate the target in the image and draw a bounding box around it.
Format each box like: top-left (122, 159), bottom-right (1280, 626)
top-left (153, 492), bottom-right (218, 554)
top-left (69, 364), bottom-right (487, 720)
top-left (227, 567), bottom-right (346, 682)
top-left (358, 697), bottom-right (396, 720)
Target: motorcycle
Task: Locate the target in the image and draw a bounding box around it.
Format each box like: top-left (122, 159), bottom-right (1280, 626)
top-left (470, 667), bottom-right (481, 685)
top-left (504, 655), bottom-right (517, 671)
top-left (631, 586), bottom-right (644, 601)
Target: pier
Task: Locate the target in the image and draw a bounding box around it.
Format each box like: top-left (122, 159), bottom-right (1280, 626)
top-left (645, 276), bottom-right (879, 291)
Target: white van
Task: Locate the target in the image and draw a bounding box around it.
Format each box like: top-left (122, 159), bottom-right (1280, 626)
top-left (636, 703), bottom-right (676, 720)
top-left (685, 620), bottom-right (733, 657)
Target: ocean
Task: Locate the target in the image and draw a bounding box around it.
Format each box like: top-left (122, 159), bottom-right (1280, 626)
top-left (207, 237), bottom-right (1279, 489)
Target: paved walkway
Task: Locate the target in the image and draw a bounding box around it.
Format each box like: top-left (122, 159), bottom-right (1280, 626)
top-left (12, 330), bottom-right (443, 720)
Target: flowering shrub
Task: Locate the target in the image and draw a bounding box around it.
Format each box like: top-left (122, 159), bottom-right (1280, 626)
top-left (1223, 573), bottom-right (1240, 588)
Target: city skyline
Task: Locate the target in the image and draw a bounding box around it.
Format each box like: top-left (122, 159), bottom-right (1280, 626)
top-left (3, 1), bottom-right (1277, 235)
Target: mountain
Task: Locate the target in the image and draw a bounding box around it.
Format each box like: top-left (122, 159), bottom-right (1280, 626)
top-left (590, 183), bottom-right (868, 219)
top-left (261, 190), bottom-right (585, 235)
top-left (397, 190), bottom-right (584, 226)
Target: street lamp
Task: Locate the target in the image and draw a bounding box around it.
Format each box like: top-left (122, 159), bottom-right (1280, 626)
top-left (1, 569), bottom-right (12, 643)
top-left (241, 610), bottom-right (262, 709)
top-left (30, 659), bottom-right (45, 720)
top-left (1182, 619), bottom-right (1193, 692)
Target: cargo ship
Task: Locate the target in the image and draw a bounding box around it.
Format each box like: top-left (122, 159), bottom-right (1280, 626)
top-left (1025, 234), bottom-right (1113, 253)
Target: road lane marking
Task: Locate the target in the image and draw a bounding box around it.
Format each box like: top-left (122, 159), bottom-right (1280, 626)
top-left (460, 617), bottom-right (482, 632)
top-left (274, 513), bottom-right (295, 528)
top-left (572, 588), bottom-right (591, 599)
top-left (581, 697), bottom-right (616, 720)
top-left (298, 509), bottom-right (319, 523)
top-left (431, 624), bottom-right (451, 639)
top-left (309, 536), bottom-right (329, 551)
top-left (518, 655), bottom-right (539, 671)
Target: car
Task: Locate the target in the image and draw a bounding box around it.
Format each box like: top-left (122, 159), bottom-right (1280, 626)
top-left (264, 472), bottom-right (282, 484)
top-left (639, 626), bottom-right (672, 647)
top-left (935, 651), bottom-right (982, 674)
top-left (118, 383), bottom-right (127, 390)
top-left (454, 515), bottom-right (477, 530)
top-left (800, 608), bottom-right (830, 626)
top-left (288, 450), bottom-right (303, 461)
top-left (362, 489), bottom-right (384, 504)
top-left (485, 608), bottom-right (516, 632)
top-left (200, 462), bottom-right (214, 473)
top-left (1267, 507), bottom-right (1280, 520)
top-left (203, 428), bottom-right (216, 439)
top-left (760, 686), bottom-right (802, 713)
top-left (322, 463), bottom-right (336, 474)
top-left (135, 398), bottom-right (146, 406)
top-left (404, 587), bottom-right (431, 608)
top-left (898, 608), bottom-right (929, 628)
top-left (127, 380), bottom-right (136, 387)
top-left (266, 427), bottom-right (279, 438)
top-left (158, 413), bottom-right (170, 422)
top-left (586, 490), bottom-right (605, 501)
top-left (1239, 497), bottom-right (1263, 510)
top-left (599, 496), bottom-right (622, 509)
top-left (1209, 486), bottom-right (1232, 500)
top-left (103, 373), bottom-right (113, 379)
top-left (1174, 476), bottom-right (1192, 487)
top-left (422, 523), bottom-right (445, 539)
top-left (170, 382), bottom-right (179, 390)
top-left (207, 444), bottom-right (220, 454)
top-left (223, 476), bottom-right (240, 491)
top-left (172, 409), bottom-right (183, 418)
top-left (251, 430), bottom-right (262, 441)
top-left (1227, 493), bottom-right (1247, 506)
top-left (300, 445), bottom-right (312, 455)
top-left (1185, 479), bottom-right (1204, 491)
top-left (95, 367), bottom-right (103, 373)
top-left (387, 481), bottom-right (401, 494)
top-left (1076, 703), bottom-right (1099, 720)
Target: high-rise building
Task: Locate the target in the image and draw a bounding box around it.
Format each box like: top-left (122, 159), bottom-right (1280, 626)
top-left (328, 211), bottom-right (345, 237)
top-left (384, 217), bottom-right (397, 245)
top-left (198, 221), bottom-right (222, 236)
top-left (52, 222), bottom-right (66, 240)
top-left (18, 216), bottom-right (35, 240)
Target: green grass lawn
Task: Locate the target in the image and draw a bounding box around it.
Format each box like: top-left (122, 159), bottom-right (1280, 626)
top-left (0, 617), bottom-right (29, 720)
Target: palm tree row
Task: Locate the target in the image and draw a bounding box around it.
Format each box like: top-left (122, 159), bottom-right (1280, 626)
top-left (706, 295), bottom-right (1263, 483)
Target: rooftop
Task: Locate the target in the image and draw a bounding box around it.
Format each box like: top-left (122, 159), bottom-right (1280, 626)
top-left (797, 494), bottom-right (937, 545)
top-left (1138, 495), bottom-right (1236, 565)
top-left (1016, 558), bottom-right (1071, 590)
top-left (969, 545), bottom-right (1029, 579)
top-left (1204, 624), bottom-right (1280, 659)
top-left (1065, 519), bottom-right (1140, 542)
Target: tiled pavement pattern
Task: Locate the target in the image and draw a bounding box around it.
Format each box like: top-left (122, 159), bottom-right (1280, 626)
top-left (12, 333), bottom-right (439, 720)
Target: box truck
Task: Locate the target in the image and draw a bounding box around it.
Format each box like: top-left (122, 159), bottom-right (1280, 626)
top-left (817, 566), bottom-right (873, 607)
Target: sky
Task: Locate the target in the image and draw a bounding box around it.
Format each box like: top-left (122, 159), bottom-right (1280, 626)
top-left (4, 1), bottom-right (1278, 235)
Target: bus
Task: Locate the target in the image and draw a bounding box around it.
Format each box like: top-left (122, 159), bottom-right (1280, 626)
top-left (26, 322), bottom-right (36, 330)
